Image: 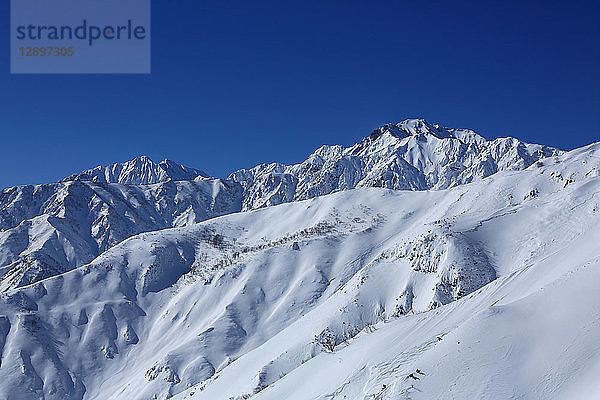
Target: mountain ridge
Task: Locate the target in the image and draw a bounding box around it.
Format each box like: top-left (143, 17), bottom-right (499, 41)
top-left (62, 155), bottom-right (210, 185)
top-left (228, 119), bottom-right (561, 210)
top-left (0, 119), bottom-right (563, 292)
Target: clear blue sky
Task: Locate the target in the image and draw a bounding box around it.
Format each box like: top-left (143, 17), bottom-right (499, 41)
top-left (1, 0), bottom-right (599, 189)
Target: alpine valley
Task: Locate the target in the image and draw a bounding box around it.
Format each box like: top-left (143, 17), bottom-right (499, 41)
top-left (0, 119), bottom-right (598, 400)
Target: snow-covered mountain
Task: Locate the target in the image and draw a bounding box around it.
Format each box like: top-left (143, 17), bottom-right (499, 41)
top-left (0, 179), bottom-right (242, 291)
top-left (62, 156), bottom-right (209, 185)
top-left (0, 139), bottom-right (598, 400)
top-left (230, 119), bottom-right (561, 210)
top-left (0, 119), bottom-right (559, 292)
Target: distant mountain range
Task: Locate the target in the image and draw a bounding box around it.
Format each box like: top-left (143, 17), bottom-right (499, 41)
top-left (62, 155), bottom-right (210, 185)
top-left (229, 119), bottom-right (560, 209)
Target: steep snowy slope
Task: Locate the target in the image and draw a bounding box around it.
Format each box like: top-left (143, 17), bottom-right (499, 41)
top-left (230, 119), bottom-right (561, 210)
top-left (0, 179), bottom-right (242, 291)
top-left (0, 142), bottom-right (597, 400)
top-left (63, 156), bottom-right (209, 185)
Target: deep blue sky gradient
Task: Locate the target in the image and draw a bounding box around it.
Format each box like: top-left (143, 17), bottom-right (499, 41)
top-left (1, 0), bottom-right (599, 188)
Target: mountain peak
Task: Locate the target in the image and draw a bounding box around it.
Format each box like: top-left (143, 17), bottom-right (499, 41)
top-left (62, 156), bottom-right (209, 185)
top-left (396, 118), bottom-right (460, 139)
top-left (368, 123), bottom-right (410, 141)
top-left (232, 118), bottom-right (563, 210)
top-left (396, 117), bottom-right (430, 130)
top-left (364, 119), bottom-right (498, 145)
top-left (368, 119), bottom-right (454, 142)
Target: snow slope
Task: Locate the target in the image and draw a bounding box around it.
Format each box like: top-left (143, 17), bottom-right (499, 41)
top-left (0, 141), bottom-right (598, 400)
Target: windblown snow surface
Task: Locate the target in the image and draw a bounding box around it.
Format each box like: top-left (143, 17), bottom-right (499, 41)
top-left (0, 139), bottom-right (599, 399)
